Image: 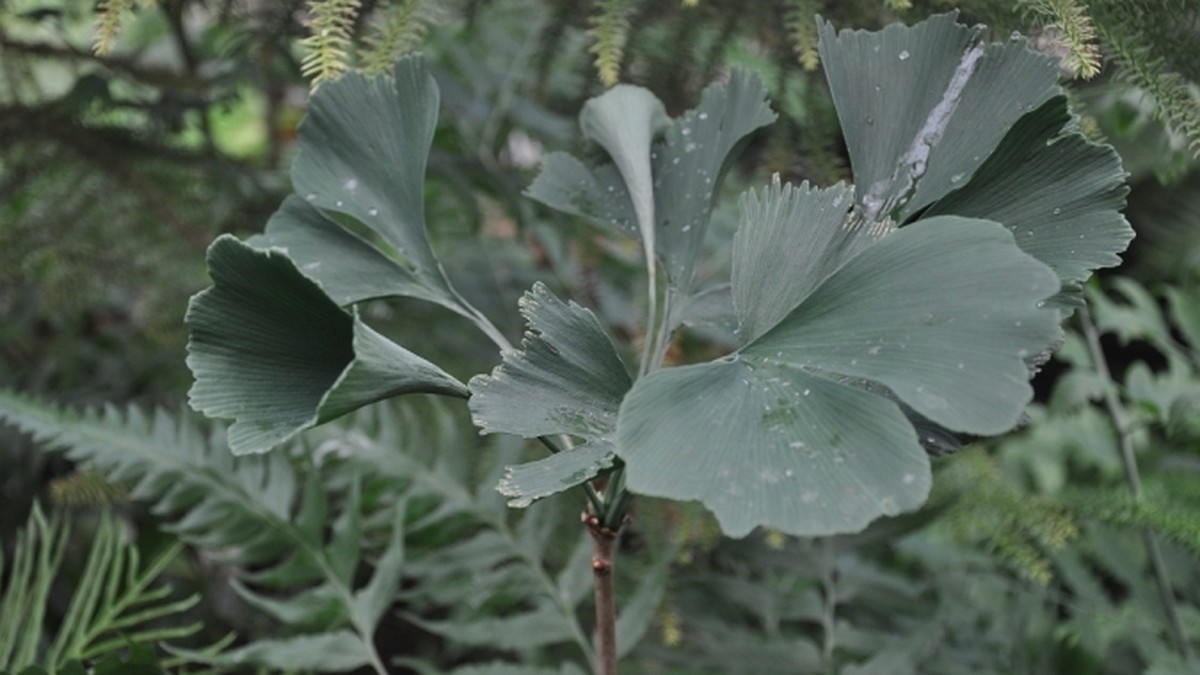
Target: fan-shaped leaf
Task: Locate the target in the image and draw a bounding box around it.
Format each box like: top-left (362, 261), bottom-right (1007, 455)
top-left (186, 236), bottom-right (467, 455)
top-left (618, 210), bottom-right (1060, 536)
top-left (748, 218), bottom-right (1060, 434)
top-left (496, 443), bottom-right (615, 508)
top-left (527, 70), bottom-right (774, 292)
top-left (818, 12), bottom-right (1060, 223)
top-left (654, 69), bottom-right (776, 289)
top-left (249, 196), bottom-right (449, 309)
top-left (291, 55), bottom-right (450, 295)
top-left (525, 153), bottom-right (638, 239)
top-left (470, 283), bottom-right (631, 505)
top-left (732, 179), bottom-right (889, 343)
top-left (580, 85), bottom-right (669, 261)
top-left (618, 359), bottom-right (929, 537)
top-left (924, 97), bottom-right (1133, 299)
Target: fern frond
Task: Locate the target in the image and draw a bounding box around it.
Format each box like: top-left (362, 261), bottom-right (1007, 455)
top-left (1062, 486), bottom-right (1200, 559)
top-left (328, 401), bottom-right (599, 662)
top-left (588, 0), bottom-right (636, 87)
top-left (300, 0), bottom-right (363, 88)
top-left (360, 0), bottom-right (437, 76)
top-left (0, 391), bottom-right (391, 671)
top-left (0, 505), bottom-right (199, 671)
top-left (785, 0), bottom-right (821, 72)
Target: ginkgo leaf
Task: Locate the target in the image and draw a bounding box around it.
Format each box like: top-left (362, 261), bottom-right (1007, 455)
top-left (496, 443), bottom-right (615, 508)
top-left (923, 96), bottom-right (1133, 302)
top-left (527, 70), bottom-right (774, 293)
top-left (249, 196), bottom-right (452, 309)
top-left (524, 152), bottom-right (638, 239)
top-left (653, 69), bottom-right (776, 290)
top-left (748, 218), bottom-right (1061, 435)
top-left (469, 283), bottom-right (631, 505)
top-left (732, 179), bottom-right (890, 343)
top-left (187, 236), bottom-right (466, 455)
top-left (618, 360), bottom-right (930, 537)
top-left (818, 12), bottom-right (1060, 223)
top-left (617, 202), bottom-right (1061, 535)
top-left (579, 85), bottom-right (669, 260)
top-left (291, 55), bottom-right (454, 297)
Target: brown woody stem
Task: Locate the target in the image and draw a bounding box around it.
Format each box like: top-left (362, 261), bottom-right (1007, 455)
top-left (587, 513), bottom-right (619, 675)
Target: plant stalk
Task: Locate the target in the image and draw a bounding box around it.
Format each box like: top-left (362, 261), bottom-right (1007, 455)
top-left (1080, 305), bottom-right (1194, 661)
top-left (588, 517), bottom-right (619, 675)
top-left (821, 537), bottom-right (837, 673)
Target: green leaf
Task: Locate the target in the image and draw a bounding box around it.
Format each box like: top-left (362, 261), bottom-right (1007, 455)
top-left (653, 69), bottom-right (776, 289)
top-left (0, 505), bottom-right (66, 671)
top-left (618, 215), bottom-right (1060, 536)
top-left (618, 359), bottom-right (929, 537)
top-left (818, 12), bottom-right (1060, 223)
top-left (497, 443), bottom-right (614, 508)
top-left (579, 85), bottom-right (669, 263)
top-left (924, 97), bottom-right (1133, 301)
top-left (200, 631), bottom-right (372, 672)
top-left (351, 503), bottom-right (407, 631)
top-left (524, 153), bottom-right (638, 239)
top-left (186, 236), bottom-right (467, 455)
top-left (732, 179), bottom-right (888, 343)
top-left (528, 70), bottom-right (774, 293)
top-left (748, 218), bottom-right (1060, 434)
top-left (0, 504), bottom-right (200, 672)
top-left (250, 196), bottom-right (451, 309)
top-left (291, 55), bottom-right (450, 295)
top-left (470, 283), bottom-right (631, 505)
top-left (0, 393), bottom-right (412, 670)
top-left (405, 605), bottom-right (577, 650)
top-left (1166, 286), bottom-right (1200, 349)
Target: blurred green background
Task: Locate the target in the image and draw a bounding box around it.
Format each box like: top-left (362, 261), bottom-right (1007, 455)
top-left (2, 1), bottom-right (1200, 673)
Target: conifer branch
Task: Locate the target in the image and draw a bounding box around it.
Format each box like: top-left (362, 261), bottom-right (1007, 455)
top-left (360, 0), bottom-right (438, 76)
top-left (786, 0), bottom-right (821, 72)
top-left (93, 0), bottom-right (157, 56)
top-left (588, 0), bottom-right (636, 87)
top-left (300, 0), bottom-right (363, 88)
top-left (1017, 0), bottom-right (1102, 79)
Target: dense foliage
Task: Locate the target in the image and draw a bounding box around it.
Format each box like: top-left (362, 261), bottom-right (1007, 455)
top-left (2, 1), bottom-right (1199, 674)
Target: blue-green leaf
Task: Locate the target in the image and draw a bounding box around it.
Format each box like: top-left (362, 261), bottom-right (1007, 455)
top-left (618, 214), bottom-right (1060, 536)
top-left (654, 69), bottom-right (776, 289)
top-left (580, 85), bottom-right (669, 261)
top-left (291, 56), bottom-right (450, 294)
top-left (249, 196), bottom-right (451, 309)
top-left (618, 359), bottom-right (929, 537)
top-left (732, 179), bottom-right (888, 343)
top-left (924, 97), bottom-right (1133, 303)
top-left (818, 12), bottom-right (1060, 223)
top-left (186, 236), bottom-right (467, 455)
top-left (748, 218), bottom-right (1060, 435)
top-left (470, 283), bottom-right (631, 505)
